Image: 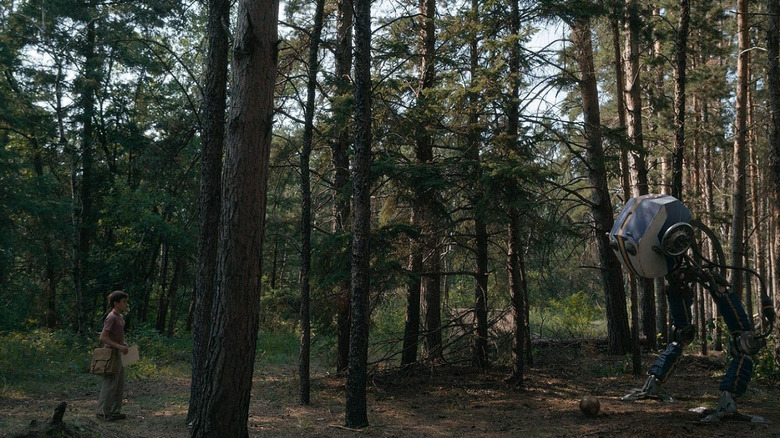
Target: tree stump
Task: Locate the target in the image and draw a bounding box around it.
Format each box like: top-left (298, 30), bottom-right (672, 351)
top-left (9, 402), bottom-right (83, 438)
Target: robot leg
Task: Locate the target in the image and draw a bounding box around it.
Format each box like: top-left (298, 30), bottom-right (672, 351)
top-left (704, 356), bottom-right (752, 421)
top-left (712, 287), bottom-right (751, 333)
top-left (624, 283), bottom-right (693, 401)
top-left (718, 354), bottom-right (753, 397)
top-left (710, 286), bottom-right (757, 419)
top-left (647, 281), bottom-right (694, 383)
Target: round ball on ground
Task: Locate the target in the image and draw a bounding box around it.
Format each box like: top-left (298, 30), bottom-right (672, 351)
top-left (579, 395), bottom-right (600, 417)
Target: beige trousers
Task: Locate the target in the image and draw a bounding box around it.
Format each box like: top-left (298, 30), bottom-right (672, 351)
top-left (97, 355), bottom-right (125, 417)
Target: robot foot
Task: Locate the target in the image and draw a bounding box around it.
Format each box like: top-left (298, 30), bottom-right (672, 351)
top-left (700, 391), bottom-right (737, 422)
top-left (621, 375), bottom-right (674, 402)
top-left (691, 393), bottom-right (770, 424)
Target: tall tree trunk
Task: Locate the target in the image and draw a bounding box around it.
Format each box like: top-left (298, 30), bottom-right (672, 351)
top-left (671, 0), bottom-right (690, 201)
top-left (572, 16), bottom-right (631, 355)
top-left (155, 243), bottom-right (171, 333)
top-left (166, 259), bottom-right (184, 337)
top-left (416, 0), bottom-right (443, 362)
top-left (401, 243), bottom-right (422, 366)
top-left (345, 0), bottom-right (372, 425)
top-left (766, 0), bottom-right (780, 308)
top-left (72, 18), bottom-right (99, 334)
top-left (299, 0), bottom-right (325, 405)
top-left (333, 0), bottom-right (354, 374)
top-left (731, 0), bottom-right (749, 299)
top-left (503, 0), bottom-right (527, 378)
top-left (612, 10), bottom-right (640, 373)
top-left (188, 0), bottom-right (229, 424)
top-left (505, 208), bottom-right (526, 386)
top-left (623, 0), bottom-right (654, 357)
top-left (468, 0), bottom-right (489, 369)
top-left (30, 138), bottom-right (58, 329)
top-left (189, 0), bottom-right (278, 434)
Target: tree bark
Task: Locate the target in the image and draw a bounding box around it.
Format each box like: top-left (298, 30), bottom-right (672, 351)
top-left (572, 16), bottom-right (631, 355)
top-left (623, 0), bottom-right (654, 358)
top-left (766, 0), bottom-right (780, 306)
top-left (345, 0), bottom-right (372, 425)
top-left (506, 208), bottom-right (526, 385)
top-left (468, 0), bottom-right (489, 369)
top-left (188, 0), bottom-right (229, 424)
top-left (416, 0), bottom-right (443, 362)
top-left (189, 0), bottom-right (278, 435)
top-left (671, 0), bottom-right (690, 201)
top-left (401, 242), bottom-right (422, 366)
top-left (333, 0), bottom-right (354, 374)
top-left (731, 0), bottom-right (749, 299)
top-left (72, 18), bottom-right (99, 334)
top-left (611, 9), bottom-right (640, 372)
top-left (299, 0), bottom-right (325, 405)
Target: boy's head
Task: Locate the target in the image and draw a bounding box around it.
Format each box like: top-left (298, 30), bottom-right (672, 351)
top-left (108, 290), bottom-right (129, 309)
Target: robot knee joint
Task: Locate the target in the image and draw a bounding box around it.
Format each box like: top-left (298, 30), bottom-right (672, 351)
top-left (673, 325), bottom-right (697, 347)
top-left (730, 331), bottom-right (765, 356)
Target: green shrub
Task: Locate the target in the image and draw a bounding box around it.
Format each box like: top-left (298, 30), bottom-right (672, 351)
top-left (546, 291), bottom-right (601, 338)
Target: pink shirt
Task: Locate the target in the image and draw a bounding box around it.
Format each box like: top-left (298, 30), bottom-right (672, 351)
top-left (103, 311), bottom-right (125, 347)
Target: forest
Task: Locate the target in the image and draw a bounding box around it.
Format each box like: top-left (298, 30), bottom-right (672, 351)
top-left (1, 0), bottom-right (780, 436)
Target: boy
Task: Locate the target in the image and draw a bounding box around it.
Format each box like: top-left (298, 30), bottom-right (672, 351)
top-left (97, 290), bottom-right (129, 421)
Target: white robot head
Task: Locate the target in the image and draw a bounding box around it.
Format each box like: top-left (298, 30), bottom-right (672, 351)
top-left (609, 194), bottom-right (693, 278)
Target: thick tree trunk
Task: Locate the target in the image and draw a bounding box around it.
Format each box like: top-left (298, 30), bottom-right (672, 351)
top-left (188, 0), bottom-right (229, 425)
top-left (333, 0), bottom-right (354, 374)
top-left (416, 0), bottom-right (443, 362)
top-left (345, 0), bottom-right (371, 425)
top-left (189, 0), bottom-right (278, 435)
top-left (572, 16), bottom-right (631, 355)
top-left (767, 0), bottom-right (780, 306)
top-left (299, 0), bottom-right (325, 405)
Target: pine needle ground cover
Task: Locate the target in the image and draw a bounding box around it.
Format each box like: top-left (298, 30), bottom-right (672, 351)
top-left (2, 330), bottom-right (780, 437)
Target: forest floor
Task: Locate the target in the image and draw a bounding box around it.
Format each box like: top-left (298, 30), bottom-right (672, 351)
top-left (2, 341), bottom-right (780, 437)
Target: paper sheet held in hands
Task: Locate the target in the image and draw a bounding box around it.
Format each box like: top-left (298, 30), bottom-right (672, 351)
top-left (122, 344), bottom-right (139, 366)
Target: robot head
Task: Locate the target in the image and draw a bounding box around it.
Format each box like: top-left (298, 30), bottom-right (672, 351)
top-left (609, 194), bottom-right (692, 278)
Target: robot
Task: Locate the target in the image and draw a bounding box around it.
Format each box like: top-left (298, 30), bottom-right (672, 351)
top-left (608, 194), bottom-right (775, 422)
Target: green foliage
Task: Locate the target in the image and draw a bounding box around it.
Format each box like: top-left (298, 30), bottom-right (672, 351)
top-left (544, 291), bottom-right (602, 338)
top-left (0, 327), bottom-right (192, 396)
top-left (257, 332), bottom-right (302, 365)
top-left (752, 336), bottom-right (780, 380)
top-left (259, 287), bottom-right (301, 332)
top-left (0, 327), bottom-right (316, 401)
top-left (593, 356), bottom-right (631, 377)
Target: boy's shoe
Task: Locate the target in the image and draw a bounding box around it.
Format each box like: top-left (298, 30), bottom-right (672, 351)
top-left (96, 412), bottom-right (127, 421)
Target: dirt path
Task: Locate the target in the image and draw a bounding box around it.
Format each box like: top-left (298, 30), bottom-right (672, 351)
top-left (3, 342), bottom-right (779, 437)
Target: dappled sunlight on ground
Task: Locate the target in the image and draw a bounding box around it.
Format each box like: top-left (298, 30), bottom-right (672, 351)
top-left (2, 343), bottom-right (780, 437)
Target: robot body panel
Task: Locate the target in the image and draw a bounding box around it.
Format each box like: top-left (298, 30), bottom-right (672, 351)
top-left (610, 194), bottom-right (691, 278)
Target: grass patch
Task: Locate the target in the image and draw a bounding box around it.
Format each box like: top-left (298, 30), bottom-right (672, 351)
top-left (257, 331), bottom-right (301, 365)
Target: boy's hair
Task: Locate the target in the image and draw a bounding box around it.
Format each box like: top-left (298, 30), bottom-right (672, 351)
top-left (108, 290), bottom-right (128, 308)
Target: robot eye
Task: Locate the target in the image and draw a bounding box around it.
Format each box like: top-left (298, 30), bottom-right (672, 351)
top-left (625, 242), bottom-right (637, 255)
top-left (661, 222), bottom-right (694, 256)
